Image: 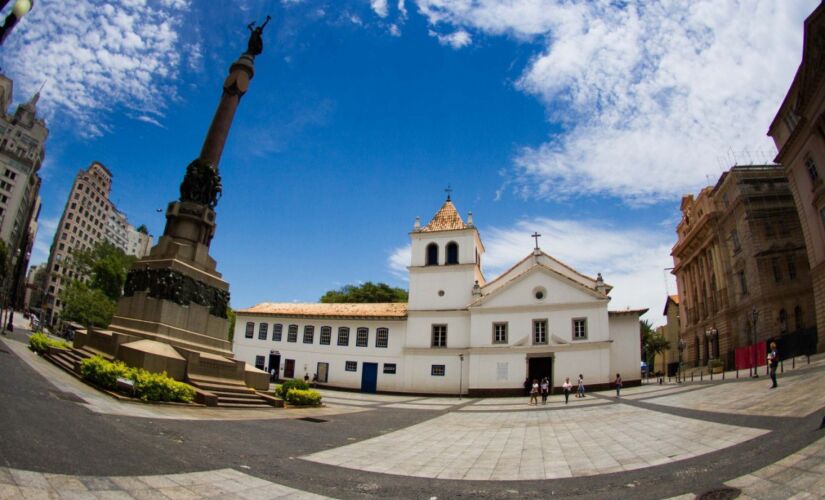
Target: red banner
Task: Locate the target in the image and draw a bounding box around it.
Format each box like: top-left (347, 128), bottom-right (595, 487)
top-left (735, 341), bottom-right (766, 370)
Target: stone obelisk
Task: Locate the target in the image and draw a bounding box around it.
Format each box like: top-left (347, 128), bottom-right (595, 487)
top-left (75, 18), bottom-right (272, 390)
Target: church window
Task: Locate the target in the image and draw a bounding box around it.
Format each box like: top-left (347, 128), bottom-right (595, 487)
top-left (426, 243), bottom-right (438, 266)
top-left (337, 327), bottom-right (350, 346)
top-left (353, 327), bottom-right (368, 347)
top-left (287, 324), bottom-right (298, 342)
top-left (320, 326), bottom-right (332, 345)
top-left (431, 365), bottom-right (445, 376)
top-left (244, 322), bottom-right (254, 339)
top-left (738, 271), bottom-right (748, 295)
top-left (376, 328), bottom-right (389, 348)
top-left (431, 324), bottom-right (447, 347)
top-left (254, 356), bottom-right (265, 370)
top-left (258, 323), bottom-right (268, 340)
top-left (345, 361), bottom-right (357, 372)
top-left (492, 323), bottom-right (507, 344)
top-left (533, 287), bottom-right (546, 301)
top-left (383, 363), bottom-right (396, 374)
top-left (805, 157), bottom-right (820, 184)
top-left (446, 242), bottom-right (459, 264)
top-left (573, 318), bottom-right (587, 340)
top-left (273, 324), bottom-right (283, 341)
top-left (303, 325), bottom-right (315, 344)
top-left (533, 320), bottom-right (547, 345)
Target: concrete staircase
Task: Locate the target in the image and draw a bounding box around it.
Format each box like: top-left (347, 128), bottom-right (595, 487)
top-left (187, 375), bottom-right (283, 409)
top-left (44, 346), bottom-right (114, 375)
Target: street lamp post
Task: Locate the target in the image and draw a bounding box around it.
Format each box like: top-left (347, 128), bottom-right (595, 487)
top-left (0, 0), bottom-right (34, 45)
top-left (677, 338), bottom-right (685, 383)
top-left (458, 353), bottom-right (464, 400)
top-left (751, 308), bottom-right (759, 378)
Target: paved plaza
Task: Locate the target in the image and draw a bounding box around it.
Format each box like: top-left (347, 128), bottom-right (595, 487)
top-left (2, 324), bottom-right (825, 498)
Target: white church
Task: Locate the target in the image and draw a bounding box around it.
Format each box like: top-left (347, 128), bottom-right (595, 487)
top-left (233, 198), bottom-right (645, 395)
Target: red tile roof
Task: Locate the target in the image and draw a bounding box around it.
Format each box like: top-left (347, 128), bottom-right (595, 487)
top-left (238, 302), bottom-right (408, 319)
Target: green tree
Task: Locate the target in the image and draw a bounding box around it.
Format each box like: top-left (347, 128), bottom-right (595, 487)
top-left (226, 306), bottom-right (236, 342)
top-left (28, 266), bottom-right (48, 309)
top-left (641, 319), bottom-right (670, 371)
top-left (73, 242), bottom-right (137, 301)
top-left (59, 282), bottom-right (116, 328)
top-left (136, 224), bottom-right (148, 235)
top-left (320, 282), bottom-right (408, 303)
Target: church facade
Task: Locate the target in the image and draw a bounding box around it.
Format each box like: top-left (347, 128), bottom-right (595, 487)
top-left (233, 199), bottom-right (645, 395)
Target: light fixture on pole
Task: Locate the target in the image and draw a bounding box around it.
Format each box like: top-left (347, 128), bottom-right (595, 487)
top-left (0, 0), bottom-right (34, 45)
top-left (751, 308), bottom-right (759, 378)
top-left (677, 338), bottom-right (686, 383)
top-left (458, 353), bottom-right (464, 400)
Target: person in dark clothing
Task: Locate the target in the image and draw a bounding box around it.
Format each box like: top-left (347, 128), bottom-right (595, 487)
top-left (524, 377), bottom-right (531, 396)
top-left (767, 342), bottom-right (779, 388)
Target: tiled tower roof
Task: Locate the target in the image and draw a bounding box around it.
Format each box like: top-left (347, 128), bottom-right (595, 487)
top-left (421, 200), bottom-right (468, 232)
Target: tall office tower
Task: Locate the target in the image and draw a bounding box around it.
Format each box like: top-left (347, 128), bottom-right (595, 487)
top-left (42, 162), bottom-right (152, 326)
top-left (0, 73), bottom-right (48, 313)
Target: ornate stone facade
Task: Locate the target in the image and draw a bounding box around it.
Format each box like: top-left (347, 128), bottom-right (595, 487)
top-left (769, 2), bottom-right (825, 351)
top-left (672, 165), bottom-right (817, 368)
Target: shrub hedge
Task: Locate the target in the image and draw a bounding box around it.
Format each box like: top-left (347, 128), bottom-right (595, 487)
top-left (78, 356), bottom-right (195, 403)
top-left (277, 378), bottom-right (309, 398)
top-left (29, 332), bottom-right (72, 354)
top-left (285, 388), bottom-right (322, 406)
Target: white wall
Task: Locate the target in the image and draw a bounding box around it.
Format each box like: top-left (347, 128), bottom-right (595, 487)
top-left (232, 314), bottom-right (407, 391)
top-left (406, 310), bottom-right (470, 349)
top-left (609, 314), bottom-right (642, 382)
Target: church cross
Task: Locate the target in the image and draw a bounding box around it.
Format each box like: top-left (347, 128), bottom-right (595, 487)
top-left (532, 232), bottom-right (541, 250)
top-left (445, 185), bottom-right (453, 201)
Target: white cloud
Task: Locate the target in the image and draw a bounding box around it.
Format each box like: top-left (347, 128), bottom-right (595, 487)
top-left (428, 28), bottom-right (471, 49)
top-left (388, 218), bottom-right (676, 324)
top-left (389, 24), bottom-right (402, 37)
top-left (0, 0), bottom-right (194, 138)
top-left (413, 0), bottom-right (818, 203)
top-left (371, 0), bottom-right (389, 18)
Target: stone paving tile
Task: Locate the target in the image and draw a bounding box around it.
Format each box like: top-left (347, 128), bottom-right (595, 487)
top-left (303, 403), bottom-right (768, 481)
top-left (0, 467), bottom-right (333, 499)
top-left (644, 369), bottom-right (825, 417)
top-left (724, 434), bottom-right (825, 498)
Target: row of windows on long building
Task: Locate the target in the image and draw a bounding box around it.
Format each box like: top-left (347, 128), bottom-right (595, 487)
top-left (244, 318), bottom-right (589, 348)
top-left (245, 322), bottom-right (390, 348)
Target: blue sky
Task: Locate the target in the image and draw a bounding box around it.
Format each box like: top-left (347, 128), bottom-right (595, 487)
top-left (0, 0), bottom-right (818, 325)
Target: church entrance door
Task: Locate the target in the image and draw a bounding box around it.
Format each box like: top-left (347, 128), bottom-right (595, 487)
top-left (528, 356), bottom-right (553, 389)
top-left (268, 353), bottom-right (280, 381)
top-left (361, 362), bottom-right (378, 393)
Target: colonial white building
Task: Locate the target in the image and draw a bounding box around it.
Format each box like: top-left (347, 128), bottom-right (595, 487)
top-left (233, 198), bottom-right (645, 395)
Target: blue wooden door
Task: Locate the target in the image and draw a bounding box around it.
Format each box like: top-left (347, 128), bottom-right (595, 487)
top-left (361, 362), bottom-right (378, 393)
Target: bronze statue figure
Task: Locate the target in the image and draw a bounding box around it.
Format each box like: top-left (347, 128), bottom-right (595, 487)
top-left (246, 15), bottom-right (272, 56)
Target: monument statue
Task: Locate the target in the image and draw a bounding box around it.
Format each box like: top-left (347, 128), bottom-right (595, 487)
top-left (73, 19), bottom-right (275, 404)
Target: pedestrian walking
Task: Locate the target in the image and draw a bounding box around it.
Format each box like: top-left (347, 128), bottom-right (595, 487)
top-left (577, 374), bottom-right (585, 398)
top-left (615, 373), bottom-right (622, 397)
top-left (523, 377), bottom-right (531, 396)
top-left (529, 379), bottom-right (539, 405)
top-left (540, 377), bottom-right (550, 404)
top-left (767, 342), bottom-right (779, 388)
top-left (562, 377), bottom-right (572, 404)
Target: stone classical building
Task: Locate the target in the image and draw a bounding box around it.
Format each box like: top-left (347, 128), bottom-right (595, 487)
top-left (42, 162), bottom-right (152, 325)
top-left (768, 1), bottom-right (825, 350)
top-left (234, 198), bottom-right (645, 395)
top-left (0, 74), bottom-right (47, 310)
top-left (654, 295), bottom-right (681, 376)
top-left (672, 165), bottom-right (816, 368)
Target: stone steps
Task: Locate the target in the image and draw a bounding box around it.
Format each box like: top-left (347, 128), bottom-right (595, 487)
top-left (187, 377), bottom-right (281, 408)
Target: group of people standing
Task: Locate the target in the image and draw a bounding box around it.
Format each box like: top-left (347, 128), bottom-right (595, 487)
top-left (526, 375), bottom-right (587, 405)
top-left (526, 373), bottom-right (625, 404)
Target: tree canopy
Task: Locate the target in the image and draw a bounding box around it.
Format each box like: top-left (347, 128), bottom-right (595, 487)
top-left (641, 319), bottom-right (670, 371)
top-left (72, 242), bottom-right (137, 301)
top-left (59, 242), bottom-right (136, 327)
top-left (59, 282), bottom-right (116, 328)
top-left (320, 282), bottom-right (408, 303)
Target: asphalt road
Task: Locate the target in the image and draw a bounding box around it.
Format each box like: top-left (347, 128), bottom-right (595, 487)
top-left (1, 329), bottom-right (824, 499)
